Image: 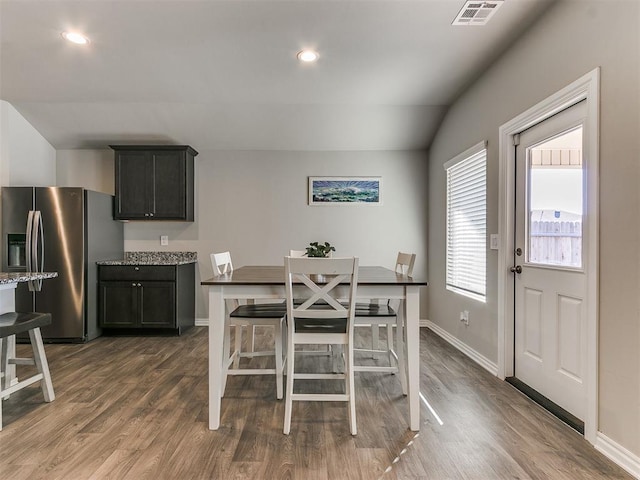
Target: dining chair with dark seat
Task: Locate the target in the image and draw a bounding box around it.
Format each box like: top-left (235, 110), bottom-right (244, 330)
top-left (211, 251), bottom-right (286, 399)
top-left (353, 252), bottom-right (416, 392)
top-left (0, 311), bottom-right (55, 430)
top-left (283, 256), bottom-right (359, 435)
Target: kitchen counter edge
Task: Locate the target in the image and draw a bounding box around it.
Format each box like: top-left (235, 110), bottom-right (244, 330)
top-left (97, 251), bottom-right (198, 266)
top-left (0, 272), bottom-right (58, 284)
top-left (97, 259), bottom-right (198, 266)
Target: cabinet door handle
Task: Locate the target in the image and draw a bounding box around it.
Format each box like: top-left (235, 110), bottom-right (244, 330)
top-left (132, 283), bottom-right (136, 287)
top-left (137, 283), bottom-right (142, 287)
top-left (149, 213), bottom-right (154, 217)
top-left (144, 213), bottom-right (149, 217)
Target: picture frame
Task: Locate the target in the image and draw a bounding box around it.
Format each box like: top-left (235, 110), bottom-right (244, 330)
top-left (308, 176), bottom-right (382, 206)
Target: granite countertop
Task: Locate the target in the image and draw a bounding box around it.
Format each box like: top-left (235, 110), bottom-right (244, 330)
top-left (97, 251), bottom-right (198, 266)
top-left (0, 271), bottom-right (58, 285)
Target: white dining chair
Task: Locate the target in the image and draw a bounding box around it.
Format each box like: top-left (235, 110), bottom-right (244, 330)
top-left (353, 252), bottom-right (416, 393)
top-left (211, 251), bottom-right (286, 399)
top-left (283, 256), bottom-right (359, 435)
top-left (289, 249), bottom-right (339, 358)
top-left (211, 251), bottom-right (249, 359)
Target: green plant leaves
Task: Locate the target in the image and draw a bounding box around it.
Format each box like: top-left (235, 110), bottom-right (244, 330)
top-left (305, 241), bottom-right (336, 257)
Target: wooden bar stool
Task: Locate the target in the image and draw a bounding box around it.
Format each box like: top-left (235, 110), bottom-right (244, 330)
top-left (0, 312), bottom-right (55, 430)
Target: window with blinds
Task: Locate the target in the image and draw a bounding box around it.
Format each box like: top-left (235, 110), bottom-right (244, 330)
top-left (444, 142), bottom-right (487, 302)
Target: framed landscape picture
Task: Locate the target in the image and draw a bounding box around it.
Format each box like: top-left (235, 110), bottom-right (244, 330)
top-left (308, 177), bottom-right (382, 205)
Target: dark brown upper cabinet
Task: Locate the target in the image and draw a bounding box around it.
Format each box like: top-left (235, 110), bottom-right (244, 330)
top-left (111, 145), bottom-right (198, 221)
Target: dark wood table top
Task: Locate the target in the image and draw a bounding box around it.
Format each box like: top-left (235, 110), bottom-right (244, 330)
top-left (201, 265), bottom-right (427, 286)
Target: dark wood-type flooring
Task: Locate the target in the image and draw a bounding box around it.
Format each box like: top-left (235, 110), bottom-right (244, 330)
top-left (0, 326), bottom-right (632, 479)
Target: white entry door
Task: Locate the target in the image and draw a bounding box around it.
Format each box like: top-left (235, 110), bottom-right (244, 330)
top-left (514, 100), bottom-right (587, 420)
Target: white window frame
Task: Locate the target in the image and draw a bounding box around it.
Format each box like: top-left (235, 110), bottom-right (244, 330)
top-left (444, 141), bottom-right (487, 302)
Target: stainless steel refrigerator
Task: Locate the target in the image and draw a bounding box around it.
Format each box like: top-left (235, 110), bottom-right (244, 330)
top-left (1, 187), bottom-right (124, 342)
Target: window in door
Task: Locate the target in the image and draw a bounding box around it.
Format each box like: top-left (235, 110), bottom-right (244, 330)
top-left (445, 141), bottom-right (487, 302)
top-left (527, 126), bottom-right (583, 268)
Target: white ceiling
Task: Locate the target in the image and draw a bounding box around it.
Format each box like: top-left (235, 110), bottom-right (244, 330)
top-left (0, 0), bottom-right (555, 152)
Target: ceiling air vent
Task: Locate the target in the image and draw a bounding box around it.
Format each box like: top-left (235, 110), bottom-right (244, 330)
top-left (452, 1), bottom-right (504, 26)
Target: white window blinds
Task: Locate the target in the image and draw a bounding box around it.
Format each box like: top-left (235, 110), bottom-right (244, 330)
top-left (445, 142), bottom-right (487, 301)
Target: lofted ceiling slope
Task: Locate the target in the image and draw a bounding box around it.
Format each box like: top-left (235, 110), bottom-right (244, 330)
top-left (0, 0), bottom-right (555, 151)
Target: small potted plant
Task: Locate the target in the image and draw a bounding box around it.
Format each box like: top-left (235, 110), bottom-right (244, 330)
top-left (305, 241), bottom-right (335, 258)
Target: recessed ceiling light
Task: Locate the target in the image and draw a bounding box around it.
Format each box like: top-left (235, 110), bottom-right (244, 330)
top-left (61, 31), bottom-right (90, 45)
top-left (297, 50), bottom-right (319, 63)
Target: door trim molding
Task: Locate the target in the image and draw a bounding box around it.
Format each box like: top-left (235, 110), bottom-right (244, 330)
top-left (497, 68), bottom-right (600, 444)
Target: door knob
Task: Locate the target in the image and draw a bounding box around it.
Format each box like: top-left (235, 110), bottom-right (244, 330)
top-left (510, 265), bottom-right (522, 274)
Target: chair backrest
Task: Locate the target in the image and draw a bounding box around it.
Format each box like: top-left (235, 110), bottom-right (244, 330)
top-left (211, 251), bottom-right (233, 275)
top-left (285, 256), bottom-right (359, 326)
top-left (395, 252), bottom-right (416, 276)
top-left (211, 252), bottom-right (239, 311)
top-left (289, 249), bottom-right (307, 257)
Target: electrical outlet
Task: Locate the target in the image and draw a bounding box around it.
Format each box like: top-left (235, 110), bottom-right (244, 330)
top-left (160, 235), bottom-right (169, 246)
top-left (460, 310), bottom-right (469, 326)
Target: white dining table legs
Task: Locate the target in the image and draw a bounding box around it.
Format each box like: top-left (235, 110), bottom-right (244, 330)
top-left (405, 285), bottom-right (421, 431)
top-left (208, 285), bottom-right (225, 430)
top-left (207, 283), bottom-right (422, 431)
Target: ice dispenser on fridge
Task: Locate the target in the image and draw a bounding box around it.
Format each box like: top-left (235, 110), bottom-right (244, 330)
top-left (7, 233), bottom-right (26, 268)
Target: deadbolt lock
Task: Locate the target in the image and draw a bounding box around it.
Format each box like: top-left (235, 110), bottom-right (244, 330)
top-left (515, 247), bottom-right (523, 256)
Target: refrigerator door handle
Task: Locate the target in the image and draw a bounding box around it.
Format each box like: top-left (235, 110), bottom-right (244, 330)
top-left (26, 210), bottom-right (34, 272)
top-left (36, 210), bottom-right (45, 272)
top-left (28, 210), bottom-right (44, 292)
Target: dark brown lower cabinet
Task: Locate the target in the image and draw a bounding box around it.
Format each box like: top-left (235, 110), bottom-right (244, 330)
top-left (98, 264), bottom-right (194, 334)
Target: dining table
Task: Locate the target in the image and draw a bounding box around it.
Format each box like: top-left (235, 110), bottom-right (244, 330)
top-left (201, 264), bottom-right (427, 431)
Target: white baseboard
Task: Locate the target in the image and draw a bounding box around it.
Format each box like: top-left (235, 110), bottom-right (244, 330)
top-left (595, 432), bottom-right (640, 479)
top-left (423, 319), bottom-right (498, 376)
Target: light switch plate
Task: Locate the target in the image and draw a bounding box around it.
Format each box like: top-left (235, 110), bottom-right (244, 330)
top-left (160, 235), bottom-right (169, 246)
top-left (490, 234), bottom-right (499, 250)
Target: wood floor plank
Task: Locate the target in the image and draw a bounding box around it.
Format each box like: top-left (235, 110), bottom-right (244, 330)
top-left (0, 327), bottom-right (633, 479)
top-left (0, 463), bottom-right (39, 480)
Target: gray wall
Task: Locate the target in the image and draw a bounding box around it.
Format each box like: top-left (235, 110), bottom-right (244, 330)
top-left (427, 0), bottom-right (639, 456)
top-left (57, 149), bottom-right (114, 194)
top-left (1, 100), bottom-right (56, 186)
top-left (56, 149), bottom-right (429, 321)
